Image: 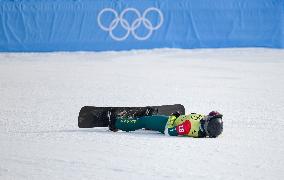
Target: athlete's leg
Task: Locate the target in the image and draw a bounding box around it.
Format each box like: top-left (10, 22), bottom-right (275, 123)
top-left (114, 115), bottom-right (169, 133)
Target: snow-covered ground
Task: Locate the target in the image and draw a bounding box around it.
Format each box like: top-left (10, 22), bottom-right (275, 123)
top-left (0, 48), bottom-right (284, 180)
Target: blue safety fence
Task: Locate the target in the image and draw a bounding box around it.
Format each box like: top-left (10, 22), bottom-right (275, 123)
top-left (0, 0), bottom-right (283, 52)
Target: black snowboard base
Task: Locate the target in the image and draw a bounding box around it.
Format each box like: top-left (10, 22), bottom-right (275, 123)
top-left (78, 104), bottom-right (185, 128)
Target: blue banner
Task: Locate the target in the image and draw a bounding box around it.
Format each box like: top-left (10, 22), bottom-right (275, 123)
top-left (0, 0), bottom-right (283, 52)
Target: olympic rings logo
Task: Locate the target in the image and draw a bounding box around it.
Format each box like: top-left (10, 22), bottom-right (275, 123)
top-left (97, 7), bottom-right (164, 41)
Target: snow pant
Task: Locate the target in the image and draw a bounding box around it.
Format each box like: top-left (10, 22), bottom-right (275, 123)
top-left (115, 115), bottom-right (169, 133)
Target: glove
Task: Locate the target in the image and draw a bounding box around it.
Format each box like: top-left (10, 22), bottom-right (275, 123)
top-left (167, 111), bottom-right (180, 127)
top-left (171, 111), bottom-right (181, 118)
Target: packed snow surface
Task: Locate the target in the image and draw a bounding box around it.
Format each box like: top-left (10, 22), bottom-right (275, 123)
top-left (0, 48), bottom-right (284, 180)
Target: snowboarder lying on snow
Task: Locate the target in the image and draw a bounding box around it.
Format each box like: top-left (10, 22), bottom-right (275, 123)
top-left (108, 111), bottom-right (223, 138)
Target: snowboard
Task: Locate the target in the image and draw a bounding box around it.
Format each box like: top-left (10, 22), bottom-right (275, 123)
top-left (78, 104), bottom-right (185, 128)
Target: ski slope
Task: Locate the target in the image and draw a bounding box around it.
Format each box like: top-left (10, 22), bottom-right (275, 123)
top-left (0, 48), bottom-right (284, 180)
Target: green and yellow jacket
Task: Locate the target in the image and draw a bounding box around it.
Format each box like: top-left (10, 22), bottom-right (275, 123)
top-left (165, 113), bottom-right (207, 137)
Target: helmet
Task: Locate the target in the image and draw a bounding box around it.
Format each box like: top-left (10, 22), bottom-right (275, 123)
top-left (206, 117), bottom-right (223, 137)
top-left (203, 112), bottom-right (223, 138)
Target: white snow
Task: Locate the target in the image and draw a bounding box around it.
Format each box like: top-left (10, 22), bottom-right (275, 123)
top-left (0, 48), bottom-right (284, 180)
